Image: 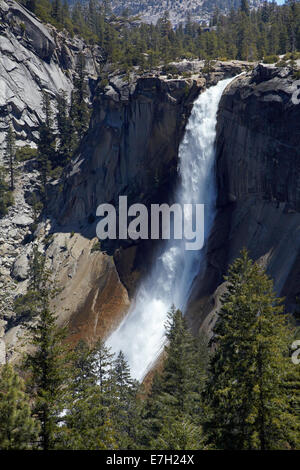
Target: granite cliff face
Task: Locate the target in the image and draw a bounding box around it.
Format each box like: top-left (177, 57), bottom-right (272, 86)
top-left (0, 0), bottom-right (105, 362)
top-left (106, 0), bottom-right (264, 26)
top-left (53, 74), bottom-right (205, 226)
top-left (188, 64), bottom-right (300, 335)
top-left (0, 3), bottom-right (299, 366)
top-left (52, 60), bottom-right (249, 294)
top-left (0, 0), bottom-right (102, 150)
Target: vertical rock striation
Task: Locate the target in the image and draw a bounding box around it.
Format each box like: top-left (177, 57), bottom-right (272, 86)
top-left (188, 64), bottom-right (300, 335)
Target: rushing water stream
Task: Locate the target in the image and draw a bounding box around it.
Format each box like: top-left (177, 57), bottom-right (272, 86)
top-left (107, 77), bottom-right (235, 381)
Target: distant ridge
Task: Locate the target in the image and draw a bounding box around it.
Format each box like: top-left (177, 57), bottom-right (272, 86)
top-left (68, 0), bottom-right (265, 26)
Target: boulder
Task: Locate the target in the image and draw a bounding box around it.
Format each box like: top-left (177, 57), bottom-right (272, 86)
top-left (11, 253), bottom-right (29, 281)
top-left (12, 214), bottom-right (33, 226)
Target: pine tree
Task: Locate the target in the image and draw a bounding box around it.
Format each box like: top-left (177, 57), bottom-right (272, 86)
top-left (0, 167), bottom-right (14, 217)
top-left (63, 340), bottom-right (117, 450)
top-left (24, 256), bottom-right (71, 450)
top-left (203, 249), bottom-right (299, 450)
top-left (141, 306), bottom-right (207, 449)
top-left (56, 91), bottom-right (74, 166)
top-left (37, 92), bottom-right (56, 202)
top-left (241, 0), bottom-right (250, 16)
top-left (162, 306), bottom-right (207, 418)
top-left (5, 124), bottom-right (16, 191)
top-left (154, 415), bottom-right (201, 450)
top-left (0, 364), bottom-right (39, 450)
top-left (110, 351), bottom-right (140, 449)
top-left (70, 54), bottom-right (90, 142)
top-left (92, 339), bottom-right (115, 406)
top-left (51, 0), bottom-right (63, 24)
top-left (14, 246), bottom-right (46, 322)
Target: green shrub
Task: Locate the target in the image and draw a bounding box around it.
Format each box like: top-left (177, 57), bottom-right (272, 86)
top-left (16, 145), bottom-right (38, 162)
top-left (50, 166), bottom-right (63, 180)
top-left (0, 190), bottom-right (14, 217)
top-left (44, 233), bottom-right (54, 247)
top-left (0, 169), bottom-right (14, 217)
top-left (276, 60), bottom-right (287, 67)
top-left (91, 240), bottom-right (101, 253)
top-left (284, 51), bottom-right (300, 61)
top-left (263, 55), bottom-right (280, 64)
top-left (162, 64), bottom-right (179, 76)
top-left (293, 70), bottom-right (300, 79)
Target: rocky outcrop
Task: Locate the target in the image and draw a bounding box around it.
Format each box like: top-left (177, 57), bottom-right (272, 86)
top-left (46, 232), bottom-right (130, 346)
top-left (3, 0), bottom-right (56, 61)
top-left (217, 64), bottom-right (300, 212)
top-left (0, 0), bottom-right (103, 151)
top-left (109, 0), bottom-right (264, 26)
top-left (187, 64), bottom-right (300, 335)
top-left (51, 61), bottom-right (250, 294)
top-left (52, 73), bottom-right (205, 227)
top-left (52, 62), bottom-right (250, 229)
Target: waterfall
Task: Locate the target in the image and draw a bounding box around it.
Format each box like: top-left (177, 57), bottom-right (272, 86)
top-left (107, 77), bottom-right (235, 381)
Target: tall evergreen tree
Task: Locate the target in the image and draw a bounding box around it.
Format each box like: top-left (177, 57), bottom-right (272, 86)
top-left (5, 124), bottom-right (16, 191)
top-left (0, 364), bottom-right (39, 450)
top-left (203, 249), bottom-right (299, 450)
top-left (0, 167), bottom-right (13, 217)
top-left (70, 54), bottom-right (90, 142)
top-left (24, 254), bottom-right (71, 450)
top-left (141, 306), bottom-right (207, 449)
top-left (56, 91), bottom-right (74, 166)
top-left (63, 340), bottom-right (117, 450)
top-left (110, 351), bottom-right (140, 449)
top-left (37, 92), bottom-right (56, 203)
top-left (241, 0), bottom-right (250, 16)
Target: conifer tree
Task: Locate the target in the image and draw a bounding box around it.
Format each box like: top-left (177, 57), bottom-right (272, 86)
top-left (241, 0), bottom-right (250, 16)
top-left (92, 339), bottom-right (115, 407)
top-left (24, 254), bottom-right (71, 450)
top-left (0, 167), bottom-right (13, 217)
top-left (110, 351), bottom-right (140, 449)
top-left (5, 124), bottom-right (16, 191)
top-left (154, 415), bottom-right (201, 450)
top-left (203, 249), bottom-right (299, 450)
top-left (70, 54), bottom-right (90, 142)
top-left (37, 92), bottom-right (56, 202)
top-left (56, 91), bottom-right (74, 166)
top-left (0, 364), bottom-right (39, 450)
top-left (141, 306), bottom-right (207, 449)
top-left (14, 246), bottom-right (46, 322)
top-left (63, 340), bottom-right (117, 450)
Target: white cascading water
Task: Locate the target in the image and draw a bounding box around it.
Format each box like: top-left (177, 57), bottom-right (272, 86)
top-left (107, 77), bottom-right (235, 381)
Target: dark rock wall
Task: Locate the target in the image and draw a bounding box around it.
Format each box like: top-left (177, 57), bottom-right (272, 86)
top-left (188, 65), bottom-right (300, 335)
